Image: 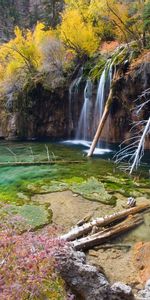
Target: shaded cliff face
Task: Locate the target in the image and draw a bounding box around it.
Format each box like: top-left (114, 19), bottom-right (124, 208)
top-left (0, 0), bottom-right (63, 42)
top-left (5, 84), bottom-right (69, 140)
top-left (102, 52), bottom-right (150, 149)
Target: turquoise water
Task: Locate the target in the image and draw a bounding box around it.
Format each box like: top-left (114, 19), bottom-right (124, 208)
top-left (0, 140), bottom-right (149, 200)
top-left (0, 140), bottom-right (149, 232)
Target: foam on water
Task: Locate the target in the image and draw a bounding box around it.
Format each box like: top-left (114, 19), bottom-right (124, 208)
top-left (84, 147), bottom-right (112, 155)
top-left (61, 140), bottom-right (91, 148)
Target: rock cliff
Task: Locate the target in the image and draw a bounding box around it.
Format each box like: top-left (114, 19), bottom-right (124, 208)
top-left (0, 51), bottom-right (149, 148)
top-left (106, 52), bottom-right (150, 149)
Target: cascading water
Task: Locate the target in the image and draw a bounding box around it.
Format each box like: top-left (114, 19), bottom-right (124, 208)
top-left (94, 68), bottom-right (107, 129)
top-left (75, 61), bottom-right (113, 146)
top-left (75, 79), bottom-right (93, 141)
top-left (69, 68), bottom-right (83, 136)
top-left (93, 61), bottom-right (112, 136)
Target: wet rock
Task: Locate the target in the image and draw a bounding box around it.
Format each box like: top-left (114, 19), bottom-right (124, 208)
top-left (136, 279), bottom-right (150, 299)
top-left (111, 282), bottom-right (134, 300)
top-left (56, 246), bottom-right (111, 300)
top-left (55, 246), bottom-right (136, 300)
top-left (100, 54), bottom-right (150, 148)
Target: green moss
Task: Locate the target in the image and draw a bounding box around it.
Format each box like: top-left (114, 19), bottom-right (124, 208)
top-left (63, 176), bottom-right (85, 184)
top-left (89, 57), bottom-right (106, 81)
top-left (5, 204), bottom-right (52, 229)
top-left (36, 181), bottom-right (68, 193)
top-left (71, 177), bottom-right (114, 205)
top-left (26, 177), bottom-right (85, 194)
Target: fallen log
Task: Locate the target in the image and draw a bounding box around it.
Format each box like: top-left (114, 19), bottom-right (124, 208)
top-left (61, 203), bottom-right (150, 241)
top-left (0, 160), bottom-right (85, 167)
top-left (72, 215), bottom-right (143, 250)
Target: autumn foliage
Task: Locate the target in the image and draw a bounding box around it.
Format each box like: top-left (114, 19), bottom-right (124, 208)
top-left (0, 1), bottom-right (149, 96)
top-left (0, 216), bottom-right (67, 300)
top-left (0, 23), bottom-right (70, 96)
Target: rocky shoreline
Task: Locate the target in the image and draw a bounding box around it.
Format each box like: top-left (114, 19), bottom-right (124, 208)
top-left (56, 245), bottom-right (150, 300)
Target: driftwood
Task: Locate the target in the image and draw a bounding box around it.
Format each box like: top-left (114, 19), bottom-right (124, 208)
top-left (72, 215), bottom-right (143, 250)
top-left (61, 203), bottom-right (150, 251)
top-left (56, 206), bottom-right (144, 299)
top-left (61, 203), bottom-right (150, 242)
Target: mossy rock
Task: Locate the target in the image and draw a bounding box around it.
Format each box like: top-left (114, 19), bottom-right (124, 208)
top-left (130, 190), bottom-right (144, 198)
top-left (63, 176), bottom-right (85, 184)
top-left (16, 192), bottom-right (30, 201)
top-left (27, 177), bottom-right (84, 194)
top-left (5, 204), bottom-right (52, 229)
top-left (71, 177), bottom-right (114, 205)
top-left (38, 181), bottom-right (68, 193)
top-left (104, 175), bottom-right (127, 184)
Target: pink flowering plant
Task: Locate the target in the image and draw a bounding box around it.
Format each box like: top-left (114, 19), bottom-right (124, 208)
top-left (0, 215), bottom-right (67, 300)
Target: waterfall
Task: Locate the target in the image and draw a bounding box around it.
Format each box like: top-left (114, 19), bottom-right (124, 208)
top-left (69, 68), bottom-right (83, 136)
top-left (93, 62), bottom-right (113, 146)
top-left (74, 61), bottom-right (113, 145)
top-left (93, 62), bottom-right (112, 130)
top-left (94, 68), bottom-right (107, 125)
top-left (76, 79), bottom-right (93, 141)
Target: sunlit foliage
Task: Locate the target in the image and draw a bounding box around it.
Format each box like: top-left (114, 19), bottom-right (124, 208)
top-left (60, 8), bottom-right (99, 56)
top-left (61, 0), bottom-right (150, 55)
top-left (0, 1), bottom-right (149, 98)
top-left (60, 0), bottom-right (134, 57)
top-left (0, 23), bottom-right (70, 96)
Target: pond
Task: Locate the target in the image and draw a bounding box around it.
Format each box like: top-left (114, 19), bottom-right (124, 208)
top-left (0, 140), bottom-right (149, 241)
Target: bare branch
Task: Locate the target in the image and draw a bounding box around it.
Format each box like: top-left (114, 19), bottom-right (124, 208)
top-left (115, 89), bottom-right (150, 173)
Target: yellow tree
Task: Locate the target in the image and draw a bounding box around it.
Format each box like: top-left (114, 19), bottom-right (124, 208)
top-left (64, 0), bottom-right (146, 45)
top-left (61, 0), bottom-right (133, 57)
top-left (0, 23), bottom-right (57, 95)
top-left (0, 22), bottom-right (72, 96)
top-left (59, 7), bottom-right (99, 57)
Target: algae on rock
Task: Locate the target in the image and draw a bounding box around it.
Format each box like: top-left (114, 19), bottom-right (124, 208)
top-left (1, 204), bottom-right (52, 230)
top-left (71, 177), bottom-right (113, 204)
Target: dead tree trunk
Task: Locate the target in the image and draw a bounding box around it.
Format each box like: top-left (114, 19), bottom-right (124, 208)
top-left (87, 83), bottom-right (114, 157)
top-left (61, 203), bottom-right (150, 250)
top-left (72, 215), bottom-right (143, 250)
top-left (87, 66), bottom-right (123, 157)
top-left (61, 203), bottom-right (149, 242)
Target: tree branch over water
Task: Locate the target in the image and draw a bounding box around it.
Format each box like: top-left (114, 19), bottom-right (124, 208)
top-left (115, 88), bottom-right (150, 174)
